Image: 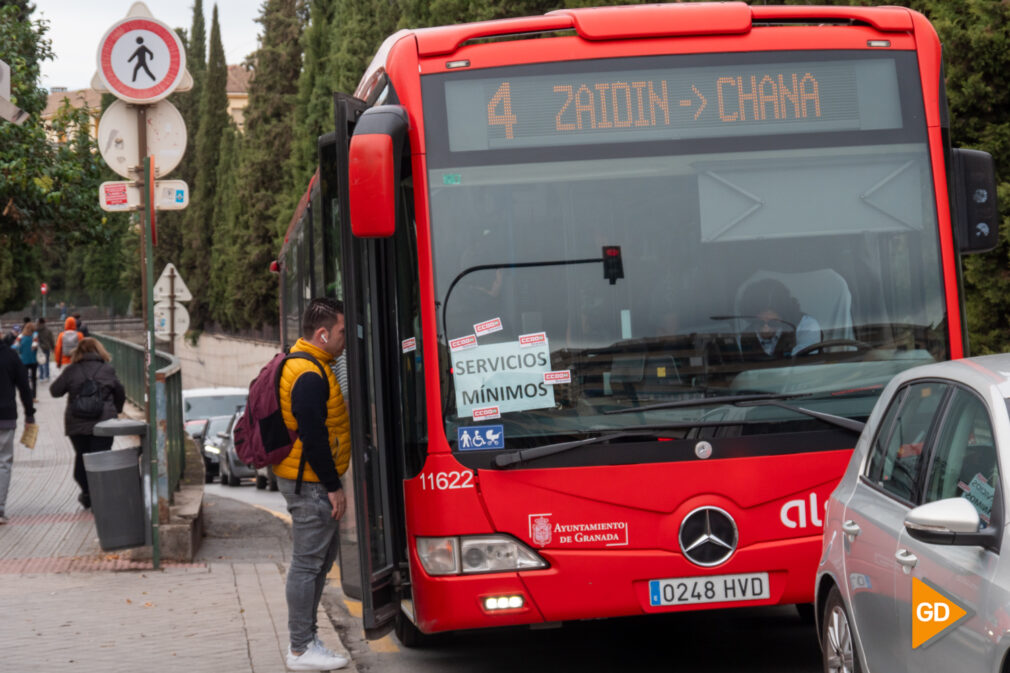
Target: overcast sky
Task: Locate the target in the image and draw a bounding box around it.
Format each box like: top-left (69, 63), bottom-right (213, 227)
top-left (33, 0), bottom-right (263, 91)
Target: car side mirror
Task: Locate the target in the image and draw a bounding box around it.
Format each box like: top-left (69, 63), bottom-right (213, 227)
top-left (348, 105), bottom-right (408, 238)
top-left (217, 431), bottom-right (229, 440)
top-left (904, 497), bottom-right (998, 548)
top-left (951, 148), bottom-right (999, 254)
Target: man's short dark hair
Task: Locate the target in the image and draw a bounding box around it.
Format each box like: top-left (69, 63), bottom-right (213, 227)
top-left (302, 298), bottom-right (345, 339)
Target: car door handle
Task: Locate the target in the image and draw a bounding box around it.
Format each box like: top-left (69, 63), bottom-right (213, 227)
top-left (895, 549), bottom-right (918, 569)
top-left (842, 520), bottom-right (861, 538)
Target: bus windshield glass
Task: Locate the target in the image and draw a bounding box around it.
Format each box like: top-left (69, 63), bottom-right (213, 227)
top-left (422, 50), bottom-right (946, 450)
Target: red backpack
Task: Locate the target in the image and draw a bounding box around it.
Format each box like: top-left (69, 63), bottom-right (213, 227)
top-left (233, 351), bottom-right (328, 477)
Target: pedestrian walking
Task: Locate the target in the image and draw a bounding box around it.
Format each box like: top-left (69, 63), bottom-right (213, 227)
top-left (36, 317), bottom-right (55, 381)
top-left (73, 313), bottom-right (90, 337)
top-left (0, 338), bottom-right (35, 524)
top-left (53, 316), bottom-right (84, 368)
top-left (50, 338), bottom-right (125, 509)
top-left (14, 322), bottom-right (38, 400)
top-left (273, 298), bottom-right (350, 671)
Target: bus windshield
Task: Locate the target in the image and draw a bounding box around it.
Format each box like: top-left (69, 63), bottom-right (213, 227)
top-left (423, 50), bottom-right (946, 449)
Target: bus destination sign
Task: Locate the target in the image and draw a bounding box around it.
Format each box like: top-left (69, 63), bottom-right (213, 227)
top-left (444, 57), bottom-right (901, 151)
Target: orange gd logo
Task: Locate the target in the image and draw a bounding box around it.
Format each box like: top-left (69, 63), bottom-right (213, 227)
top-left (912, 577), bottom-right (971, 649)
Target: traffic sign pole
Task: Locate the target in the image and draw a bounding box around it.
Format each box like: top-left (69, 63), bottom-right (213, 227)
top-left (143, 153), bottom-right (161, 571)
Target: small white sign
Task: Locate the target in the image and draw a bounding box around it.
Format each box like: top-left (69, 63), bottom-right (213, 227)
top-left (472, 406), bottom-right (501, 421)
top-left (543, 370), bottom-right (571, 385)
top-left (452, 338), bottom-right (555, 418)
top-left (401, 337), bottom-right (417, 353)
top-left (153, 262), bottom-right (193, 302)
top-left (99, 179), bottom-right (188, 212)
top-left (153, 300), bottom-right (190, 340)
top-left (474, 317), bottom-right (503, 337)
top-left (449, 335), bottom-right (477, 352)
top-left (519, 332), bottom-right (547, 347)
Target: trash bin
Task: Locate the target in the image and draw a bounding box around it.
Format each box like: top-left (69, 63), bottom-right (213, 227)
top-left (83, 446), bottom-right (145, 551)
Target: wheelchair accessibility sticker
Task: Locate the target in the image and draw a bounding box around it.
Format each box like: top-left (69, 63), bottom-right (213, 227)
top-left (458, 425), bottom-right (504, 451)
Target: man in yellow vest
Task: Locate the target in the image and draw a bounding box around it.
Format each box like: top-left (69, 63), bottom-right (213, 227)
top-left (274, 298), bottom-right (350, 671)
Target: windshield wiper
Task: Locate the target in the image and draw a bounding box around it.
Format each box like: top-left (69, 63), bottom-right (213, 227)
top-left (493, 430), bottom-right (672, 468)
top-left (604, 391), bottom-right (805, 415)
top-left (735, 399), bottom-right (865, 434)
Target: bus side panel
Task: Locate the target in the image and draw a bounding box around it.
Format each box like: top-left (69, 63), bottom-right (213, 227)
top-left (404, 453), bottom-right (496, 536)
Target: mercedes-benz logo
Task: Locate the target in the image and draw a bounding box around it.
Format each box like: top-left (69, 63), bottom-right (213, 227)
top-left (679, 506), bottom-right (738, 567)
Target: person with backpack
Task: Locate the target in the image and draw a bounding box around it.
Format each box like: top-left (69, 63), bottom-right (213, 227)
top-left (53, 316), bottom-right (84, 369)
top-left (14, 321), bottom-right (38, 400)
top-left (0, 337), bottom-right (34, 525)
top-left (50, 338), bottom-right (126, 509)
top-left (257, 298), bottom-right (350, 671)
top-left (35, 318), bottom-right (55, 382)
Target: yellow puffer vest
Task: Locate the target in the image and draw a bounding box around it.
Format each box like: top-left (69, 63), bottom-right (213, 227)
top-left (272, 338), bottom-right (351, 482)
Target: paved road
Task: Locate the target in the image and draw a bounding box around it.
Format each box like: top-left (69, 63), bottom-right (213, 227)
top-left (208, 479), bottom-right (823, 673)
top-left (330, 602), bottom-right (822, 673)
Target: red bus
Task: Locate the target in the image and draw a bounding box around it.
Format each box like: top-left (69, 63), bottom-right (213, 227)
top-left (277, 2), bottom-right (998, 646)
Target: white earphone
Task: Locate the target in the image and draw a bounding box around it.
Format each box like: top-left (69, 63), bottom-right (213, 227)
top-left (321, 333), bottom-right (328, 343)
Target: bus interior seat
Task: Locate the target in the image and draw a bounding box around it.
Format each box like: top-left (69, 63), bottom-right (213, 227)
top-left (734, 269), bottom-right (855, 343)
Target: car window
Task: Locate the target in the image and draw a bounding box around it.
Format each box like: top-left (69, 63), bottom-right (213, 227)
top-left (924, 388), bottom-right (1000, 526)
top-left (865, 389), bottom-right (905, 481)
top-left (867, 381), bottom-right (948, 502)
top-left (183, 394), bottom-right (247, 420)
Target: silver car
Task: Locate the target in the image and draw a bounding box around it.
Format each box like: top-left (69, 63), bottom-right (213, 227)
top-left (816, 354), bottom-right (1010, 673)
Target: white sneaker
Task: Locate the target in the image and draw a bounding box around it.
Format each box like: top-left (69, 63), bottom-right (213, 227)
top-left (312, 635), bottom-right (338, 658)
top-left (285, 642), bottom-right (349, 671)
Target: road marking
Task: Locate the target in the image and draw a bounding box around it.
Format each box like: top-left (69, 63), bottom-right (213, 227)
top-left (252, 503), bottom-right (291, 524)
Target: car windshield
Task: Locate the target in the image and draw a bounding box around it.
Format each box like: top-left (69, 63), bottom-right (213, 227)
top-left (183, 393), bottom-right (247, 421)
top-left (205, 415), bottom-right (232, 439)
top-left (423, 50), bottom-right (946, 450)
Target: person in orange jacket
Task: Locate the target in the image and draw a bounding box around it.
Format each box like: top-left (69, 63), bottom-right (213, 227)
top-left (53, 317), bottom-right (84, 369)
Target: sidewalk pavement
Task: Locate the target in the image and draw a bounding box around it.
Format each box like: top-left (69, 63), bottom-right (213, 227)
top-left (0, 376), bottom-right (356, 672)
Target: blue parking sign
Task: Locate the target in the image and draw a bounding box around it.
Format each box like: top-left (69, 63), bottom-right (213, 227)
top-left (457, 425), bottom-right (504, 451)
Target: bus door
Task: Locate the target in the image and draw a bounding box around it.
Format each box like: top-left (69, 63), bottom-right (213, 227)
top-left (332, 94), bottom-right (421, 638)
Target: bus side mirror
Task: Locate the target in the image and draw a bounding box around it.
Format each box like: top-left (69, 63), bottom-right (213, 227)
top-left (951, 148), bottom-right (999, 254)
top-left (348, 105), bottom-right (408, 238)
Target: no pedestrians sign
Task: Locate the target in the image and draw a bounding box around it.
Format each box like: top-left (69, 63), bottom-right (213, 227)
top-left (96, 14), bottom-right (186, 104)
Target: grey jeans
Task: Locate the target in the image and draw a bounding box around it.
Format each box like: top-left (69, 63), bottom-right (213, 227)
top-left (278, 477), bottom-right (340, 652)
top-left (0, 429), bottom-right (14, 516)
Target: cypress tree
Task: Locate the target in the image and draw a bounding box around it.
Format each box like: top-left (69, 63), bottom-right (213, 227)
top-left (226, 0), bottom-right (304, 329)
top-left (208, 124), bottom-right (242, 328)
top-left (157, 2), bottom-right (207, 272)
top-left (182, 3), bottom-right (230, 330)
top-left (288, 0), bottom-right (336, 196)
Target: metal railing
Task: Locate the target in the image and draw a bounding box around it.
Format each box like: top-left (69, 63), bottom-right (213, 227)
top-left (95, 333), bottom-right (184, 496)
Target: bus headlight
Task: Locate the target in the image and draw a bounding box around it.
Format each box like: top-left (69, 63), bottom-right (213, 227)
top-left (460, 536), bottom-right (546, 573)
top-left (416, 535), bottom-right (547, 576)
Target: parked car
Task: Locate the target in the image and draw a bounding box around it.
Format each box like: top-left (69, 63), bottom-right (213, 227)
top-left (256, 465), bottom-right (279, 491)
top-left (218, 410), bottom-right (257, 487)
top-left (816, 354), bottom-right (1010, 673)
top-left (182, 387), bottom-right (248, 423)
top-left (196, 415), bottom-right (233, 483)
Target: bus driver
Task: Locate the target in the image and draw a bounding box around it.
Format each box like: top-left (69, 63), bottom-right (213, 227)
top-left (738, 278), bottom-right (821, 361)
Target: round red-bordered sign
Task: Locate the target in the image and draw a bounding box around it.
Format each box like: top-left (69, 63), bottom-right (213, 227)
top-left (97, 17), bottom-right (185, 104)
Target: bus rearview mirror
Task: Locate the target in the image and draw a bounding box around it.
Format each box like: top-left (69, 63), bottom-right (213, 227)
top-left (348, 105), bottom-right (409, 238)
top-left (952, 148), bottom-right (999, 254)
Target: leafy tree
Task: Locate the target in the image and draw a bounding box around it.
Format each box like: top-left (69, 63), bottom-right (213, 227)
top-left (0, 4), bottom-right (112, 311)
top-left (156, 2), bottom-right (208, 272)
top-left (288, 0), bottom-right (337, 195)
top-left (225, 0), bottom-right (304, 329)
top-left (181, 3), bottom-right (230, 329)
top-left (208, 123), bottom-right (242, 328)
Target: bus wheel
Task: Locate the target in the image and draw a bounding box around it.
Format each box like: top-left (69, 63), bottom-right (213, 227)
top-left (394, 612), bottom-right (430, 648)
